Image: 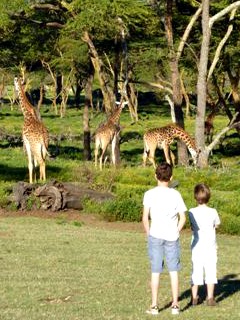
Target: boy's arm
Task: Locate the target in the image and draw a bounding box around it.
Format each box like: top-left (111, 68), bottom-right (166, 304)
top-left (142, 206), bottom-right (150, 236)
top-left (214, 211), bottom-right (221, 228)
top-left (178, 212), bottom-right (186, 232)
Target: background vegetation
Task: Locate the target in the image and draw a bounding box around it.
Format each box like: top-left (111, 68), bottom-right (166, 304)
top-left (1, 99), bottom-right (240, 235)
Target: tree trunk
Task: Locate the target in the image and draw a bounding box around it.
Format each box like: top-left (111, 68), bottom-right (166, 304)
top-left (11, 181), bottom-right (114, 211)
top-left (165, 0), bottom-right (188, 165)
top-left (83, 74), bottom-right (93, 161)
top-left (75, 80), bottom-right (82, 109)
top-left (196, 0), bottom-right (210, 168)
top-left (56, 74), bottom-right (62, 104)
top-left (82, 31), bottom-right (115, 113)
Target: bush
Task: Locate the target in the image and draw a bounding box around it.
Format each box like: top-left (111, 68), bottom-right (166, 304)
top-left (219, 213), bottom-right (240, 235)
top-left (102, 197), bottom-right (142, 222)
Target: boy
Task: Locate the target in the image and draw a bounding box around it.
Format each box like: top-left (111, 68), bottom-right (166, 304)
top-left (142, 162), bottom-right (187, 315)
top-left (189, 183), bottom-right (220, 306)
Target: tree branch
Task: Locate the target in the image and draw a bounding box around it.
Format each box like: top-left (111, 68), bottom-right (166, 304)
top-left (209, 1), bottom-right (240, 28)
top-left (177, 5), bottom-right (202, 61)
top-left (134, 80), bottom-right (173, 95)
top-left (30, 4), bottom-right (62, 11)
top-left (207, 112), bottom-right (240, 152)
top-left (207, 8), bottom-right (237, 82)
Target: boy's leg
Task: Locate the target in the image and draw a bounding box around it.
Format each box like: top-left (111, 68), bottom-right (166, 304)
top-left (191, 248), bottom-right (204, 299)
top-left (191, 284), bottom-right (199, 305)
top-left (206, 283), bottom-right (215, 299)
top-left (151, 273), bottom-right (160, 306)
top-left (169, 271), bottom-right (179, 305)
top-left (147, 236), bottom-right (164, 307)
top-left (204, 250), bottom-right (217, 301)
top-left (164, 240), bottom-right (180, 306)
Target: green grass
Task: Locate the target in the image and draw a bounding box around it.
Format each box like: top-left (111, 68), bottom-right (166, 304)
top-left (0, 216), bottom-right (240, 319)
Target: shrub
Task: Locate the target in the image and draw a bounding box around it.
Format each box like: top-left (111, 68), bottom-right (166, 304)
top-left (102, 197), bottom-right (142, 222)
top-left (218, 213), bottom-right (240, 235)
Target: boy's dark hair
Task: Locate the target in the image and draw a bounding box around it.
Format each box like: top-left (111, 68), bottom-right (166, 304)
top-left (155, 162), bottom-right (173, 182)
top-left (194, 183), bottom-right (211, 204)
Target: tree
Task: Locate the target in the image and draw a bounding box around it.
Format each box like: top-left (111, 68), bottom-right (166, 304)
top-left (196, 1), bottom-right (240, 168)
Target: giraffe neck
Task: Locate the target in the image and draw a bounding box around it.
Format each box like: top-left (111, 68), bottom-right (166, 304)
top-left (170, 125), bottom-right (198, 164)
top-left (107, 104), bottom-right (124, 124)
top-left (15, 78), bottom-right (36, 120)
top-left (206, 112), bottom-right (216, 124)
top-left (170, 126), bottom-right (196, 150)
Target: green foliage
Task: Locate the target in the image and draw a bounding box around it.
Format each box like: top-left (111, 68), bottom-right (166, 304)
top-left (219, 213), bottom-right (240, 235)
top-left (1, 103), bottom-right (240, 234)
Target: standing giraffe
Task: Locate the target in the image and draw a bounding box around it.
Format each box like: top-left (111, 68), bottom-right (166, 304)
top-left (143, 124), bottom-right (198, 168)
top-left (94, 101), bottom-right (128, 170)
top-left (14, 77), bottom-right (49, 183)
top-left (204, 111), bottom-right (217, 144)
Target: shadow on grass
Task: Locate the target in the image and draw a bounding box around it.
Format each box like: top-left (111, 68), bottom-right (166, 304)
top-left (215, 273), bottom-right (240, 302)
top-left (0, 164), bottom-right (62, 182)
top-left (179, 273), bottom-right (240, 312)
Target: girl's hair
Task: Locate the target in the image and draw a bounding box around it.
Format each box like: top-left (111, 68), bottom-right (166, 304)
top-left (155, 162), bottom-right (172, 182)
top-left (194, 183), bottom-right (211, 204)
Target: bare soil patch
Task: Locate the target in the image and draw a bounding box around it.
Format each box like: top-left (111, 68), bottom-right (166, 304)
top-left (0, 208), bottom-right (143, 233)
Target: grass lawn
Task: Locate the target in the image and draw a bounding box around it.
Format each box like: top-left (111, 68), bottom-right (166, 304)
top-left (0, 214), bottom-right (240, 320)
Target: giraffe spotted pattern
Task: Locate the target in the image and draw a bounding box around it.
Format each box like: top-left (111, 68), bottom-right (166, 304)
top-left (95, 101), bottom-right (128, 170)
top-left (143, 124), bottom-right (199, 168)
top-left (14, 77), bottom-right (49, 183)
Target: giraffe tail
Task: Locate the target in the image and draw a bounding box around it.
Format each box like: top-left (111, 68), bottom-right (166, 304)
top-left (143, 137), bottom-right (150, 156)
top-left (41, 143), bottom-right (51, 160)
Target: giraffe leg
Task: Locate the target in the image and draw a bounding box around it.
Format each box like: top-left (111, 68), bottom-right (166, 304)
top-left (111, 134), bottom-right (117, 167)
top-left (148, 153), bottom-right (156, 168)
top-left (95, 147), bottom-right (99, 168)
top-left (103, 155), bottom-right (108, 167)
top-left (99, 145), bottom-right (108, 171)
top-left (95, 142), bottom-right (99, 168)
top-left (143, 140), bottom-right (153, 167)
top-left (29, 160), bottom-right (34, 184)
top-left (143, 143), bottom-right (156, 168)
top-left (33, 157), bottom-right (38, 182)
top-left (163, 143), bottom-right (172, 165)
top-left (24, 140), bottom-right (34, 184)
top-left (170, 150), bottom-right (175, 166)
top-left (39, 160), bottom-right (46, 181)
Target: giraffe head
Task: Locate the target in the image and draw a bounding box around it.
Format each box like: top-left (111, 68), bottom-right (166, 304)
top-left (14, 76), bottom-right (24, 92)
top-left (188, 148), bottom-right (198, 165)
top-left (115, 100), bottom-right (128, 114)
top-left (188, 139), bottom-right (201, 166)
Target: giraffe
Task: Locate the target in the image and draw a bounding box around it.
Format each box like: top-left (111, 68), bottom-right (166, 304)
top-left (204, 110), bottom-right (218, 144)
top-left (94, 101), bottom-right (128, 170)
top-left (14, 77), bottom-right (49, 183)
top-left (143, 124), bottom-right (198, 168)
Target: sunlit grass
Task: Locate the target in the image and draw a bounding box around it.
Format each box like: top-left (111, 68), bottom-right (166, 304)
top-left (0, 217), bottom-right (239, 320)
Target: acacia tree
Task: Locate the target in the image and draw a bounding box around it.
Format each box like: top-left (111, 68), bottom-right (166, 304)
top-left (196, 0), bottom-right (240, 168)
top-left (148, 0), bottom-right (202, 165)
top-left (148, 0), bottom-right (240, 167)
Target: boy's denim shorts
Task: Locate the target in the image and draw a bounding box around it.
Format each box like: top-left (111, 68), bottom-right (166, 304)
top-left (148, 235), bottom-right (180, 273)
